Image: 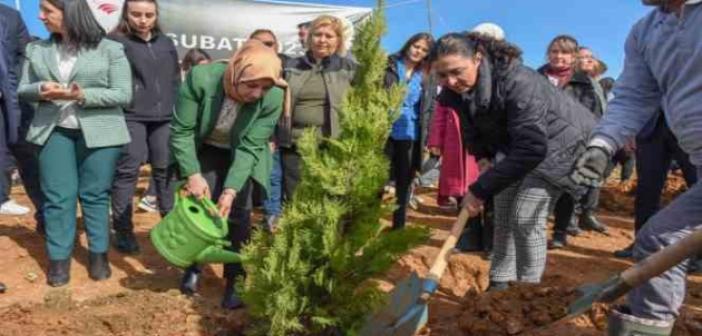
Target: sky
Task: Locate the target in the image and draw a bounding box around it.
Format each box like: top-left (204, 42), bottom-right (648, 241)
top-left (4, 0), bottom-right (652, 77)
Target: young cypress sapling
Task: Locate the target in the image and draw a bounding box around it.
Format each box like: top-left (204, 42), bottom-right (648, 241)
top-left (239, 2), bottom-right (430, 335)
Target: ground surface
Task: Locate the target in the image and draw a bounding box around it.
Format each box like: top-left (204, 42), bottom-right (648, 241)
top-left (1, 172), bottom-right (701, 335)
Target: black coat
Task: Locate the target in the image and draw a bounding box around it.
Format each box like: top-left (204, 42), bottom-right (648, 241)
top-left (0, 4), bottom-right (30, 145)
top-left (108, 32), bottom-right (180, 122)
top-left (537, 65), bottom-right (603, 118)
top-left (437, 57), bottom-right (596, 200)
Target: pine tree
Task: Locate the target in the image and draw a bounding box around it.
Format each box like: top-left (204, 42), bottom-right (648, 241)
top-left (238, 1), bottom-right (429, 335)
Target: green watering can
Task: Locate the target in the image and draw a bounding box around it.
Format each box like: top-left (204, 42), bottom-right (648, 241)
top-left (150, 192), bottom-right (243, 268)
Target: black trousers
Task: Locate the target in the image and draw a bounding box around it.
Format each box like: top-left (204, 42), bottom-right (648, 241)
top-left (197, 145), bottom-right (253, 280)
top-left (610, 149), bottom-right (635, 182)
top-left (634, 123), bottom-right (697, 233)
top-left (280, 146), bottom-right (302, 203)
top-left (111, 120), bottom-right (173, 232)
top-left (0, 102), bottom-right (44, 227)
top-left (386, 139), bottom-right (420, 229)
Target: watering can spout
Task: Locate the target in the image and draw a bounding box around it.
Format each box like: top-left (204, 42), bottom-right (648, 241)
top-left (196, 245), bottom-right (244, 264)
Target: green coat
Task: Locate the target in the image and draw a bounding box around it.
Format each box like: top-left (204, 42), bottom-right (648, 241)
top-left (170, 62), bottom-right (283, 193)
top-left (18, 39), bottom-right (132, 148)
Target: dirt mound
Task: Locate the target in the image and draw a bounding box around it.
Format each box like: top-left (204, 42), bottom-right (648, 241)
top-left (457, 283), bottom-right (584, 335)
top-left (599, 171), bottom-right (688, 215)
top-left (0, 288), bottom-right (247, 336)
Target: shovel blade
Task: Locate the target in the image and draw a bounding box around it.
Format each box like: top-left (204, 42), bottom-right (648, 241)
top-left (359, 273), bottom-right (427, 336)
top-left (567, 283), bottom-right (606, 317)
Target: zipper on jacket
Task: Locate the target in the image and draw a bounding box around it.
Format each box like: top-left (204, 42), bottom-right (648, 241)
top-left (146, 40), bottom-right (163, 113)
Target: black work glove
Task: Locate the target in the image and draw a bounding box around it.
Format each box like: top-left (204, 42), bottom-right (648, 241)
top-left (570, 146), bottom-right (611, 187)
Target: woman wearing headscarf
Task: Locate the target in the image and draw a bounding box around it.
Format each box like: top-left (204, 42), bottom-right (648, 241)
top-left (170, 40), bottom-right (285, 309)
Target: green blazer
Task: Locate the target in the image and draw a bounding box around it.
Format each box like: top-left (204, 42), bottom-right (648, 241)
top-left (18, 38), bottom-right (132, 148)
top-left (170, 62), bottom-right (283, 193)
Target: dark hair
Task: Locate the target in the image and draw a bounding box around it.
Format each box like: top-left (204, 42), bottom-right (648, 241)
top-left (429, 32), bottom-right (522, 68)
top-left (47, 0), bottom-right (105, 50)
top-left (115, 0), bottom-right (162, 36)
top-left (600, 77), bottom-right (615, 94)
top-left (398, 32), bottom-right (434, 69)
top-left (546, 34), bottom-right (579, 55)
top-left (181, 48), bottom-right (211, 73)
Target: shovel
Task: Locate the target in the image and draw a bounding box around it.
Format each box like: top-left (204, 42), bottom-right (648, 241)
top-left (359, 208), bottom-right (471, 336)
top-left (565, 228), bottom-right (702, 320)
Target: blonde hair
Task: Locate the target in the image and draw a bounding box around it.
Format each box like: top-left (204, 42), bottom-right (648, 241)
top-left (306, 15), bottom-right (347, 56)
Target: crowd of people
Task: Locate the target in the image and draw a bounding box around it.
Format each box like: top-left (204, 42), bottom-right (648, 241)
top-left (0, 0), bottom-right (700, 335)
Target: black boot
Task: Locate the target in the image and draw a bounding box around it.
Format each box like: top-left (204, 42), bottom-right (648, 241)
top-left (221, 277), bottom-right (244, 310)
top-left (565, 214), bottom-right (582, 236)
top-left (0, 281), bottom-right (6, 293)
top-left (113, 230), bottom-right (140, 254)
top-left (180, 265), bottom-right (200, 296)
top-left (607, 305), bottom-right (673, 335)
top-left (487, 281), bottom-right (509, 292)
top-left (47, 259), bottom-right (71, 287)
top-left (580, 212), bottom-right (607, 233)
top-left (614, 244), bottom-right (634, 259)
top-left (548, 231), bottom-right (568, 249)
top-left (88, 252), bottom-right (111, 281)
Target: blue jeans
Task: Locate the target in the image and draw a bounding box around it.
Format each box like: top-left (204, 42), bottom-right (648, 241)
top-left (263, 149), bottom-right (282, 217)
top-left (628, 166), bottom-right (702, 321)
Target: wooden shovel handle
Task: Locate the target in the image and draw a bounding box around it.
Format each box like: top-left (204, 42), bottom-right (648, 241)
top-left (425, 208), bottom-right (472, 283)
top-left (621, 228), bottom-right (702, 287)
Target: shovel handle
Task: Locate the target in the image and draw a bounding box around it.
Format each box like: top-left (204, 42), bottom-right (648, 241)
top-left (425, 208), bottom-right (472, 283)
top-left (621, 228), bottom-right (702, 287)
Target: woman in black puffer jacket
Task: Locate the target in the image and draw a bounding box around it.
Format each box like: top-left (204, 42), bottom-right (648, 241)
top-left (431, 32), bottom-right (595, 290)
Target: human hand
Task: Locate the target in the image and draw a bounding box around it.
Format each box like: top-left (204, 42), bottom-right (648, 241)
top-left (67, 82), bottom-right (85, 102)
top-left (477, 159), bottom-right (493, 174)
top-left (571, 146), bottom-right (611, 187)
top-left (428, 146), bottom-right (441, 157)
top-left (217, 188), bottom-right (237, 218)
top-left (39, 82), bottom-right (68, 100)
top-left (185, 173), bottom-right (210, 200)
top-left (461, 190), bottom-right (484, 218)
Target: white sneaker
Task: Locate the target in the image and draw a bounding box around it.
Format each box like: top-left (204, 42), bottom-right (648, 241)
top-left (0, 200), bottom-right (30, 215)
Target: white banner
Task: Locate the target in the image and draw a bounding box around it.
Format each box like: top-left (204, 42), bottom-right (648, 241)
top-left (87, 0), bottom-right (372, 60)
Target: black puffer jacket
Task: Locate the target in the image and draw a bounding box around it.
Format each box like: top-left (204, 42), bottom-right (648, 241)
top-left (437, 57), bottom-right (596, 200)
top-left (537, 66), bottom-right (604, 118)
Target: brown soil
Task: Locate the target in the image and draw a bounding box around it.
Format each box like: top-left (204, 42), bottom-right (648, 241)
top-left (1, 171), bottom-right (701, 335)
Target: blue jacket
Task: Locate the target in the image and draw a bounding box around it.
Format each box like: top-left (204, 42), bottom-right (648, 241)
top-left (0, 4), bottom-right (30, 145)
top-left (384, 55), bottom-right (425, 141)
top-left (593, 2), bottom-right (702, 166)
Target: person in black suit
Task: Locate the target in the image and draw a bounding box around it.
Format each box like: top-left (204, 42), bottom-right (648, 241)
top-left (0, 4), bottom-right (44, 229)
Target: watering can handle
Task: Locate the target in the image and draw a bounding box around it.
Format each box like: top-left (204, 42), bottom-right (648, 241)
top-left (620, 228), bottom-right (702, 288)
top-left (425, 208), bottom-right (472, 285)
top-left (176, 186), bottom-right (222, 219)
